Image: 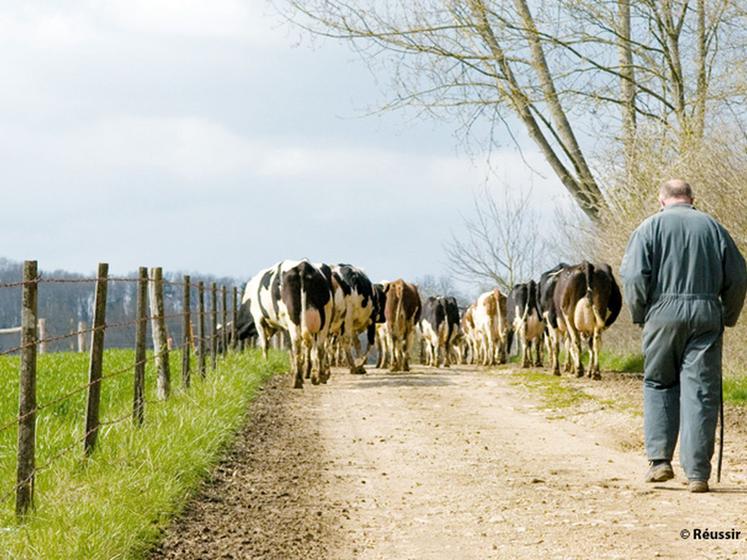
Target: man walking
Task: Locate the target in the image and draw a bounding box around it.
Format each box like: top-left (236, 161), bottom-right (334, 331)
top-left (621, 179), bottom-right (747, 493)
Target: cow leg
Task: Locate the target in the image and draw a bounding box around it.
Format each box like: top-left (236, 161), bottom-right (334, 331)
top-left (485, 335), bottom-right (494, 366)
top-left (344, 341), bottom-right (358, 374)
top-left (382, 333), bottom-right (391, 369)
top-left (319, 336), bottom-right (331, 384)
top-left (533, 336), bottom-right (543, 367)
top-left (375, 334), bottom-right (384, 368)
top-left (288, 336), bottom-right (303, 389)
top-left (551, 333), bottom-right (560, 375)
top-left (484, 333), bottom-right (494, 366)
top-left (388, 331), bottom-right (399, 372)
top-left (256, 322), bottom-right (272, 361)
top-left (520, 325), bottom-right (530, 368)
top-left (403, 330), bottom-right (413, 372)
top-left (309, 337), bottom-right (322, 385)
top-left (497, 334), bottom-right (507, 365)
top-left (591, 329), bottom-right (602, 380)
top-left (442, 341), bottom-right (451, 368)
top-left (564, 318), bottom-right (584, 377)
top-left (562, 335), bottom-right (572, 373)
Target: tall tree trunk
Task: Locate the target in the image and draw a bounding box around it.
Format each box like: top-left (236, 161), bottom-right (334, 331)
top-left (617, 0), bottom-right (637, 170)
top-left (470, 0), bottom-right (604, 220)
top-left (694, 0), bottom-right (707, 139)
top-left (513, 0), bottom-right (604, 216)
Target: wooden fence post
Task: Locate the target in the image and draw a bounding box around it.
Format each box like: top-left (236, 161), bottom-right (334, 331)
top-left (210, 282), bottom-right (218, 370)
top-left (16, 260), bottom-right (38, 517)
top-left (37, 319), bottom-right (46, 354)
top-left (133, 267), bottom-right (147, 427)
top-left (231, 287), bottom-right (238, 351)
top-left (149, 267), bottom-right (170, 400)
top-left (77, 320), bottom-right (87, 352)
top-left (198, 282), bottom-right (206, 378)
top-left (221, 285), bottom-right (228, 356)
top-left (182, 275), bottom-right (191, 389)
top-left (84, 262), bottom-right (108, 456)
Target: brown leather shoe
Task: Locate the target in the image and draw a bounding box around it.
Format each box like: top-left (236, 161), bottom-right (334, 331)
top-left (645, 461), bottom-right (674, 483)
top-left (688, 480), bottom-right (709, 493)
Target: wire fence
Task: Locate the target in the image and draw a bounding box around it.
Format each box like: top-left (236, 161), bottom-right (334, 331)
top-left (1, 261), bottom-right (248, 519)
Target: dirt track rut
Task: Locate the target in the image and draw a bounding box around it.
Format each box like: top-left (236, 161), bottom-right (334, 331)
top-left (152, 366), bottom-right (747, 559)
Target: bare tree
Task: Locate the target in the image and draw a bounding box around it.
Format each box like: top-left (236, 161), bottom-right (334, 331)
top-left (444, 187), bottom-right (545, 291)
top-left (278, 0), bottom-right (746, 221)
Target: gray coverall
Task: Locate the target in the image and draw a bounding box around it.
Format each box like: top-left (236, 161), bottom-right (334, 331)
top-left (620, 203), bottom-right (747, 481)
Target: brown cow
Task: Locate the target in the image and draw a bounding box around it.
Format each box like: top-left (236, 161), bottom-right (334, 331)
top-left (473, 288), bottom-right (509, 366)
top-left (553, 261), bottom-right (622, 379)
top-left (384, 279), bottom-right (422, 372)
top-left (459, 303), bottom-right (477, 364)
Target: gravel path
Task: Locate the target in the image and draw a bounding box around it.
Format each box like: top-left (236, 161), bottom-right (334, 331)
top-left (151, 365), bottom-right (747, 559)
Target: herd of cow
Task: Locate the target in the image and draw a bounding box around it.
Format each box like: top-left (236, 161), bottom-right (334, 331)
top-left (235, 259), bottom-right (623, 388)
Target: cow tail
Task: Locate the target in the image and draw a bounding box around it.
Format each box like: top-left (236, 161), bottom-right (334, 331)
top-left (584, 261), bottom-right (604, 328)
top-left (395, 284), bottom-right (404, 334)
top-left (584, 261), bottom-right (594, 298)
top-left (300, 270), bottom-right (308, 336)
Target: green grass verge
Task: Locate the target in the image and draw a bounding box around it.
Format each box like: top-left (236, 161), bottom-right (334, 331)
top-left (598, 351), bottom-right (644, 374)
top-left (0, 348), bottom-right (287, 559)
top-left (510, 371), bottom-right (591, 409)
top-left (724, 376), bottom-right (747, 406)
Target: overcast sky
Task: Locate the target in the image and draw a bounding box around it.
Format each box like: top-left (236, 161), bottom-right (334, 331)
top-left (0, 1), bottom-right (566, 284)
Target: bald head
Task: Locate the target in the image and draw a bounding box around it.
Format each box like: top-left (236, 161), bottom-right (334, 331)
top-left (659, 179), bottom-right (694, 207)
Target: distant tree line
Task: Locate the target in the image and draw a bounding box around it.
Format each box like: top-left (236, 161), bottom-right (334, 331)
top-left (0, 258), bottom-right (244, 353)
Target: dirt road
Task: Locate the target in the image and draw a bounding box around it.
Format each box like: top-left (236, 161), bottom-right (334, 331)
top-left (152, 366), bottom-right (747, 559)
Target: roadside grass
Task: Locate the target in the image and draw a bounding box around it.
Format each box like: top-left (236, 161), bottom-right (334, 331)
top-left (598, 351), bottom-right (644, 374)
top-left (724, 375), bottom-right (747, 406)
top-left (554, 349), bottom-right (644, 375)
top-left (0, 348), bottom-right (287, 559)
top-left (509, 371), bottom-right (591, 409)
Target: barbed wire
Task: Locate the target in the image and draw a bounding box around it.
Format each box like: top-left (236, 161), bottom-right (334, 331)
top-left (0, 266), bottom-right (243, 510)
top-left (0, 336), bottom-right (239, 506)
top-left (0, 274), bottom-right (243, 290)
top-left (0, 408), bottom-right (137, 506)
top-left (0, 329), bottom-right (226, 437)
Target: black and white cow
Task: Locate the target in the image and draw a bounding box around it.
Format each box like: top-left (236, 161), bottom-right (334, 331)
top-left (316, 263), bottom-right (350, 371)
top-left (315, 263), bottom-right (376, 374)
top-left (334, 264), bottom-right (376, 373)
top-left (241, 260), bottom-right (333, 388)
top-left (507, 281), bottom-right (544, 368)
top-left (538, 263), bottom-right (569, 375)
top-left (419, 296), bottom-right (460, 368)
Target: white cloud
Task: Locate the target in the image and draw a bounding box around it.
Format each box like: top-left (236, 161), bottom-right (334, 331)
top-left (0, 8), bottom-right (96, 47)
top-left (0, 1), bottom-right (283, 49)
top-left (41, 115), bottom-right (558, 208)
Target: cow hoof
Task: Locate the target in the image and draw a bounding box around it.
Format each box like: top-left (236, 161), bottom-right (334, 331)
top-left (311, 376), bottom-right (320, 386)
top-left (592, 372), bottom-right (601, 380)
top-left (293, 378), bottom-right (303, 389)
top-left (350, 366), bottom-right (366, 375)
